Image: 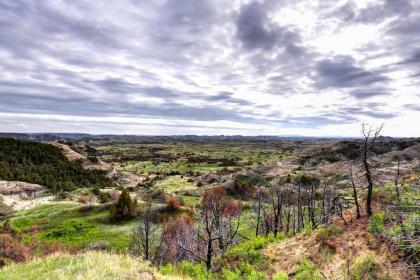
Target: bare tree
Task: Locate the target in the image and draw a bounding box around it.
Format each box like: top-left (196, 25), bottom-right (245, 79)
top-left (347, 159), bottom-right (361, 219)
top-left (129, 203), bottom-right (163, 264)
top-left (252, 187), bottom-right (264, 236)
top-left (269, 184), bottom-right (284, 236)
top-left (361, 123), bottom-right (383, 217)
top-left (175, 187), bottom-right (241, 269)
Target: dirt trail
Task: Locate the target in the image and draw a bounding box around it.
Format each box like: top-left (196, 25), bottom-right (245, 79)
top-left (263, 213), bottom-right (414, 279)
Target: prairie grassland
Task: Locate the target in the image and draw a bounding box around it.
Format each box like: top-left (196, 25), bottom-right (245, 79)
top-left (0, 251), bottom-right (184, 280)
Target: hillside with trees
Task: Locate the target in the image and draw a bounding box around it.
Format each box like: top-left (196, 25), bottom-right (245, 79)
top-left (0, 138), bottom-right (115, 191)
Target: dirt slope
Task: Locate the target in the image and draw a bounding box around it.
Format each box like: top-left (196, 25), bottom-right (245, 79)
top-left (263, 213), bottom-right (414, 279)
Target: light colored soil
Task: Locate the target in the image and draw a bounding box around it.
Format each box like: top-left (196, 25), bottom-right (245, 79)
top-left (0, 181), bottom-right (55, 211)
top-left (51, 142), bottom-right (86, 161)
top-left (0, 180), bottom-right (46, 195)
top-left (1, 194), bottom-right (55, 211)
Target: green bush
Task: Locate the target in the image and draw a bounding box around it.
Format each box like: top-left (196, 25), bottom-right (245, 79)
top-left (92, 186), bottom-right (101, 196)
top-left (351, 253), bottom-right (381, 280)
top-left (99, 191), bottom-right (111, 203)
top-left (160, 261), bottom-right (212, 280)
top-left (159, 263), bottom-right (176, 275)
top-left (222, 262), bottom-right (267, 280)
top-left (273, 271), bottom-right (288, 280)
top-left (110, 190), bottom-right (139, 222)
top-left (45, 220), bottom-right (94, 238)
top-left (293, 259), bottom-right (323, 280)
top-left (368, 213), bottom-right (385, 234)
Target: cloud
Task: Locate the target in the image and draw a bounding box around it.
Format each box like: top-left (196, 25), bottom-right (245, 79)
top-left (235, 1), bottom-right (304, 55)
top-left (349, 89), bottom-right (389, 99)
top-left (235, 1), bottom-right (279, 50)
top-left (0, 0), bottom-right (418, 136)
top-left (333, 0), bottom-right (413, 23)
top-left (315, 56), bottom-right (388, 89)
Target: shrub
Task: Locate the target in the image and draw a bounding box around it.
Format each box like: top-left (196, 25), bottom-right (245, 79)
top-left (99, 191), bottom-right (111, 203)
top-left (110, 190), bottom-right (139, 222)
top-left (92, 186), bottom-right (101, 196)
top-left (166, 197), bottom-right (181, 212)
top-left (351, 253), bottom-right (382, 280)
top-left (226, 179), bottom-right (255, 198)
top-left (45, 221), bottom-right (94, 238)
top-left (0, 219), bottom-right (21, 237)
top-left (159, 263), bottom-right (176, 275)
top-left (368, 212), bottom-right (385, 234)
top-left (222, 262), bottom-right (267, 279)
top-left (178, 261), bottom-right (212, 280)
top-left (315, 225), bottom-right (344, 243)
top-left (293, 259), bottom-right (323, 280)
top-left (160, 261), bottom-right (213, 280)
top-left (0, 234), bottom-right (30, 262)
top-left (87, 156), bottom-right (99, 163)
top-left (273, 271), bottom-right (288, 280)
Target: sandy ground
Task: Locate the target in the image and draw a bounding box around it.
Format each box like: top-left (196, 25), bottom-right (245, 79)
top-left (1, 194), bottom-right (56, 211)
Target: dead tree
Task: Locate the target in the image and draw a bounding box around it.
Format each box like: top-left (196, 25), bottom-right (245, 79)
top-left (294, 174), bottom-right (320, 229)
top-left (177, 187), bottom-right (241, 269)
top-left (347, 159), bottom-right (361, 219)
top-left (394, 157), bottom-right (405, 231)
top-left (129, 203), bottom-right (163, 264)
top-left (252, 188), bottom-right (264, 236)
top-left (361, 123), bottom-right (383, 217)
top-left (269, 184), bottom-right (284, 236)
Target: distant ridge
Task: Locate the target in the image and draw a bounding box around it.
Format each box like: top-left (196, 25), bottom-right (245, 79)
top-left (0, 133), bottom-right (363, 142)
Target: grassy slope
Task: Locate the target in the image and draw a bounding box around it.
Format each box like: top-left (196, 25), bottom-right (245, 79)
top-left (263, 214), bottom-right (415, 280)
top-left (0, 251), bottom-right (184, 280)
top-left (10, 202), bottom-right (136, 250)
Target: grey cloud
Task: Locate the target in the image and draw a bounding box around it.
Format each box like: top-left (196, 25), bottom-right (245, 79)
top-left (205, 92), bottom-right (253, 106)
top-left (349, 89), bottom-right (389, 99)
top-left (235, 1), bottom-right (304, 55)
top-left (332, 0), bottom-right (413, 23)
top-left (404, 104), bottom-right (420, 111)
top-left (235, 2), bottom-right (279, 50)
top-left (315, 56), bottom-right (388, 89)
top-left (0, 90), bottom-right (259, 123)
top-left (341, 106), bottom-right (397, 119)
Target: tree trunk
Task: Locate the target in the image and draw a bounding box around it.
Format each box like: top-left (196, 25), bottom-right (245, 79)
top-left (363, 141), bottom-right (374, 216)
top-left (348, 161), bottom-right (361, 219)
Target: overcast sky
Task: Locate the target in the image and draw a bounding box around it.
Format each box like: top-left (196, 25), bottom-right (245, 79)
top-left (0, 0), bottom-right (419, 136)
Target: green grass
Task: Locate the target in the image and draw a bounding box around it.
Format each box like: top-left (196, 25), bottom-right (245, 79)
top-left (155, 175), bottom-right (198, 193)
top-left (293, 258), bottom-right (323, 280)
top-left (101, 141), bottom-right (290, 176)
top-left (181, 195), bottom-right (201, 206)
top-left (368, 212), bottom-right (385, 234)
top-left (0, 251), bottom-right (178, 280)
top-left (119, 160), bottom-right (225, 175)
top-left (9, 202), bottom-right (137, 250)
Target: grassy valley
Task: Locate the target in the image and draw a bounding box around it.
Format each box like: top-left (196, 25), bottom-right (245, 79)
top-left (0, 135), bottom-right (419, 279)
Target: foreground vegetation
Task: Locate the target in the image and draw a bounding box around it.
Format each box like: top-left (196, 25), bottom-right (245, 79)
top-left (0, 251), bottom-right (175, 280)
